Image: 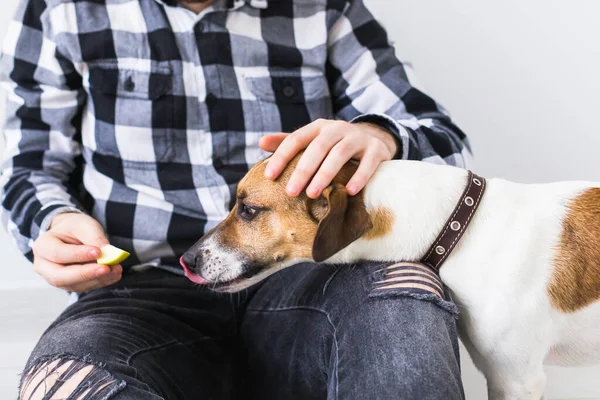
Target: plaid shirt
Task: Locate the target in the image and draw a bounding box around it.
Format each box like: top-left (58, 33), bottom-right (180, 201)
top-left (0, 0), bottom-right (471, 271)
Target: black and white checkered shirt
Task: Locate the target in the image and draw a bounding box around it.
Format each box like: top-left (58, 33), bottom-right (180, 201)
top-left (0, 0), bottom-right (471, 271)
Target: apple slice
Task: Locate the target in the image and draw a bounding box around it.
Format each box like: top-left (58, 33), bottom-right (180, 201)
top-left (97, 244), bottom-right (130, 266)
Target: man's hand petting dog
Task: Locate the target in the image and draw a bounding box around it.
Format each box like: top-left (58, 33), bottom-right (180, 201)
top-left (32, 213), bottom-right (122, 292)
top-left (259, 119), bottom-right (398, 198)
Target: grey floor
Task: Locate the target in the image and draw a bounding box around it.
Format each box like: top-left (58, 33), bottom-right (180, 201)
top-left (0, 287), bottom-right (67, 399)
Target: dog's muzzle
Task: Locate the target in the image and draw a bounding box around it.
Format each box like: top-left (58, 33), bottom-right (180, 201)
top-left (179, 253), bottom-right (209, 285)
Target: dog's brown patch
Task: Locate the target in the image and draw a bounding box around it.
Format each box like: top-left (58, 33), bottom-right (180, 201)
top-left (217, 154), bottom-right (316, 263)
top-left (549, 188), bottom-right (600, 313)
top-left (363, 206), bottom-right (394, 240)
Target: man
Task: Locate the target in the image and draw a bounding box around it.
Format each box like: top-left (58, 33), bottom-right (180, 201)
top-left (1, 0), bottom-right (470, 398)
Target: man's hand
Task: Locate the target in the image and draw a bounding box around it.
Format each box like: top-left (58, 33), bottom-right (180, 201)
top-left (259, 119), bottom-right (398, 199)
top-left (32, 213), bottom-right (122, 292)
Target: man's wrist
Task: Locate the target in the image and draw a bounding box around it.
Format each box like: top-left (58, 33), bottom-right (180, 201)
top-left (36, 205), bottom-right (85, 238)
top-left (48, 210), bottom-right (82, 230)
top-left (356, 122), bottom-right (400, 160)
top-left (350, 114), bottom-right (404, 159)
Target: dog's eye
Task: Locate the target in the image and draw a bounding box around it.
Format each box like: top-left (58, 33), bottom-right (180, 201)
top-left (240, 204), bottom-right (258, 220)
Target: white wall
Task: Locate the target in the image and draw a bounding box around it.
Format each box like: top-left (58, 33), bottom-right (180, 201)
top-left (367, 0), bottom-right (600, 183)
top-left (1, 0), bottom-right (599, 398)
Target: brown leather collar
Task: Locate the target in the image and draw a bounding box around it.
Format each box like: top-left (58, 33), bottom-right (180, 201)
top-left (421, 171), bottom-right (486, 271)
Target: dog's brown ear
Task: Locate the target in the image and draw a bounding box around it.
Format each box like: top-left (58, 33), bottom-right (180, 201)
top-left (310, 184), bottom-right (373, 262)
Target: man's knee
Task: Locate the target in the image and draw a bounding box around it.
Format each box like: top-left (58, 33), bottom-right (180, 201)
top-left (20, 356), bottom-right (125, 400)
top-left (367, 262), bottom-right (459, 315)
top-left (325, 262), bottom-right (461, 358)
top-left (320, 261), bottom-right (459, 317)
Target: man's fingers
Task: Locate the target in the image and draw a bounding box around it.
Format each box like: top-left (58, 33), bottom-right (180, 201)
top-left (304, 138), bottom-right (358, 198)
top-left (33, 234), bottom-right (101, 264)
top-left (34, 213), bottom-right (120, 292)
top-left (35, 259), bottom-right (116, 289)
top-left (258, 133), bottom-right (289, 153)
top-left (65, 266), bottom-right (123, 293)
top-left (346, 149), bottom-right (382, 196)
top-left (264, 119), bottom-right (326, 180)
top-left (286, 132), bottom-right (345, 197)
top-left (50, 213), bottom-right (110, 248)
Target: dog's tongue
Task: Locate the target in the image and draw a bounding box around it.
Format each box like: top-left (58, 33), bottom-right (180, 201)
top-left (179, 256), bottom-right (209, 285)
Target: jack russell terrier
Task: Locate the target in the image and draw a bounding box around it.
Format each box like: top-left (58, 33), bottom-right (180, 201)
top-left (180, 154), bottom-right (600, 400)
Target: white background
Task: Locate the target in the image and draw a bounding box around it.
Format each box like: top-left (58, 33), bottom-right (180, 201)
top-left (1, 0), bottom-right (599, 398)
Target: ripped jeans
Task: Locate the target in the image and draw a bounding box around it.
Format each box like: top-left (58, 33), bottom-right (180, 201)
top-left (19, 262), bottom-right (464, 400)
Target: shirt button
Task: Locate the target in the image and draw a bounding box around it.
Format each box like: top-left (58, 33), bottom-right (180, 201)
top-left (282, 84), bottom-right (296, 98)
top-left (124, 77), bottom-right (135, 92)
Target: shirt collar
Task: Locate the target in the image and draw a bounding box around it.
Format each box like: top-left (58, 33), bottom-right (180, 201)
top-left (160, 0), bottom-right (268, 9)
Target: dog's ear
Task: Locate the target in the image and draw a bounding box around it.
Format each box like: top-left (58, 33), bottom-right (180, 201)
top-left (309, 184), bottom-right (373, 262)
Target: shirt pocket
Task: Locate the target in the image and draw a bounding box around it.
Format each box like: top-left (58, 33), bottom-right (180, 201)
top-left (86, 62), bottom-right (174, 168)
top-left (243, 72), bottom-right (333, 134)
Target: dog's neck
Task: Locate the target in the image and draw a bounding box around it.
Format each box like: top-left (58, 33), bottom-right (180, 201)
top-left (328, 161), bottom-right (470, 264)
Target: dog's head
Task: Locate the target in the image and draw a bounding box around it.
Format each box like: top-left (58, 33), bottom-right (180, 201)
top-left (180, 153), bottom-right (373, 292)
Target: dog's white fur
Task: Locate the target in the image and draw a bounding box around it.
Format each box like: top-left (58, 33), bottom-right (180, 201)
top-left (325, 160), bottom-right (600, 399)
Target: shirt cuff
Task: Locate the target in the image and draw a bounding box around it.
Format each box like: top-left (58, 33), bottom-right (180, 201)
top-left (34, 204), bottom-right (85, 238)
top-left (350, 113), bottom-right (411, 160)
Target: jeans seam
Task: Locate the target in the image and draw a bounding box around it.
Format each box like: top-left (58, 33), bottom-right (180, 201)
top-left (322, 266), bottom-right (342, 296)
top-left (125, 336), bottom-right (217, 366)
top-left (126, 340), bottom-right (178, 366)
top-left (245, 306), bottom-right (339, 399)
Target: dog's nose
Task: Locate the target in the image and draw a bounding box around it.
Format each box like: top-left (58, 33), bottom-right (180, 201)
top-left (180, 252), bottom-right (210, 285)
top-left (181, 252), bottom-right (197, 269)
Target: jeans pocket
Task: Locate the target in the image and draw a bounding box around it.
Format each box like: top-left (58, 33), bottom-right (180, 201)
top-left (368, 262), bottom-right (459, 316)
